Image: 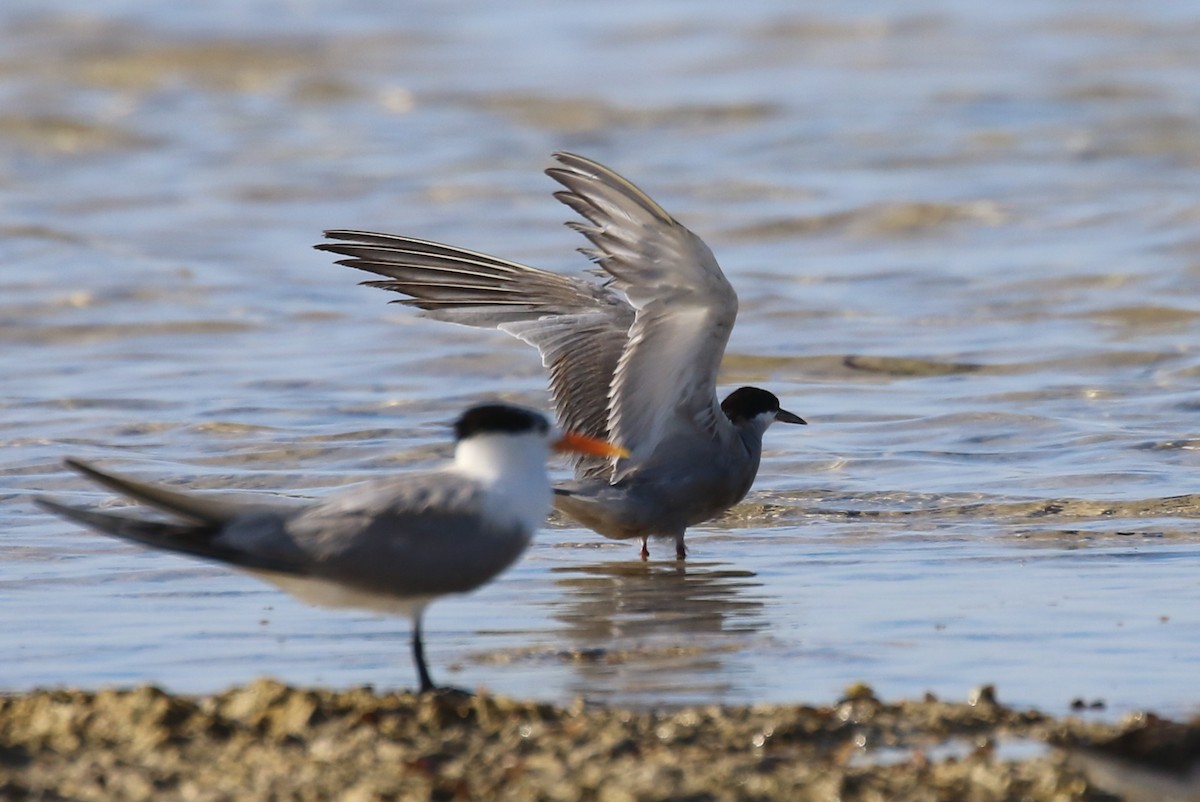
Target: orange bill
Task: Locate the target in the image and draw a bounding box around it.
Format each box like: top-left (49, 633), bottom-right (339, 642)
top-left (553, 431), bottom-right (629, 459)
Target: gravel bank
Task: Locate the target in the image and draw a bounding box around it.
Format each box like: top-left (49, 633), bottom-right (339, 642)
top-left (1, 679), bottom-right (1191, 801)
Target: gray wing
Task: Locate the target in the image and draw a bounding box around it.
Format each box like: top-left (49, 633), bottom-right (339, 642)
top-left (276, 471), bottom-right (531, 596)
top-left (35, 459), bottom-right (306, 574)
top-left (59, 458), bottom-right (269, 525)
top-left (38, 462), bottom-right (528, 598)
top-left (35, 497), bottom-right (302, 574)
top-left (317, 231), bottom-right (634, 456)
top-left (546, 152), bottom-right (738, 469)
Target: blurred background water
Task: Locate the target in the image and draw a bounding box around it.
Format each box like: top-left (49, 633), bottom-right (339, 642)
top-left (2, 0), bottom-right (1199, 718)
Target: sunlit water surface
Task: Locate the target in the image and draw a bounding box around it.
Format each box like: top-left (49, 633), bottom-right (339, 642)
top-left (3, 0), bottom-right (1200, 719)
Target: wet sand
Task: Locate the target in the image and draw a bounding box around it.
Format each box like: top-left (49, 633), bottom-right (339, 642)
top-left (3, 679), bottom-right (1194, 801)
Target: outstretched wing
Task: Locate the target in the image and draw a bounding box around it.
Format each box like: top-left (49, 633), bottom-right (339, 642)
top-left (318, 232), bottom-right (634, 456)
top-left (547, 152), bottom-right (738, 470)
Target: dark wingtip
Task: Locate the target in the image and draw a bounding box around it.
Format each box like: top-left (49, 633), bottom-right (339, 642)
top-left (549, 151), bottom-right (593, 169)
top-left (315, 236), bottom-right (360, 254)
top-left (33, 495), bottom-right (94, 526)
top-left (317, 230), bottom-right (375, 249)
top-left (32, 495), bottom-right (64, 514)
top-left (63, 457), bottom-right (102, 479)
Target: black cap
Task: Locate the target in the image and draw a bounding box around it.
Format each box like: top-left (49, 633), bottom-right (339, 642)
top-left (720, 387), bottom-right (806, 426)
top-left (455, 404), bottom-right (551, 441)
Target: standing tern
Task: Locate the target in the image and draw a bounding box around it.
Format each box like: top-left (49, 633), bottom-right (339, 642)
top-left (35, 403), bottom-right (625, 693)
top-left (317, 152), bottom-right (806, 560)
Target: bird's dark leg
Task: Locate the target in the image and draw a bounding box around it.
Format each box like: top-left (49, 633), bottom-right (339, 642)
top-left (411, 615), bottom-right (472, 697)
top-left (674, 533), bottom-right (687, 561)
top-left (412, 615), bottom-right (436, 693)
top-left (640, 537), bottom-right (649, 561)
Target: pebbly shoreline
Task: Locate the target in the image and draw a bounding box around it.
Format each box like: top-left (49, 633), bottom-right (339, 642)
top-left (3, 679), bottom-right (1193, 801)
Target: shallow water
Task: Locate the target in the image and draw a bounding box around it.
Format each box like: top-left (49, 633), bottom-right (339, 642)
top-left (2, 1), bottom-right (1200, 718)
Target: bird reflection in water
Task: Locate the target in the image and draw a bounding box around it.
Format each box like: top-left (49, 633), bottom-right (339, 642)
top-left (547, 558), bottom-right (769, 702)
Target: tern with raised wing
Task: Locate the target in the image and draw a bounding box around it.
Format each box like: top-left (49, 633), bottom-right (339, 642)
top-left (317, 153), bottom-right (806, 560)
top-left (36, 403), bottom-right (625, 693)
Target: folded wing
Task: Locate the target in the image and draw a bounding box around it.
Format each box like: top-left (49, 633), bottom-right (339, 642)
top-left (34, 459), bottom-right (302, 573)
